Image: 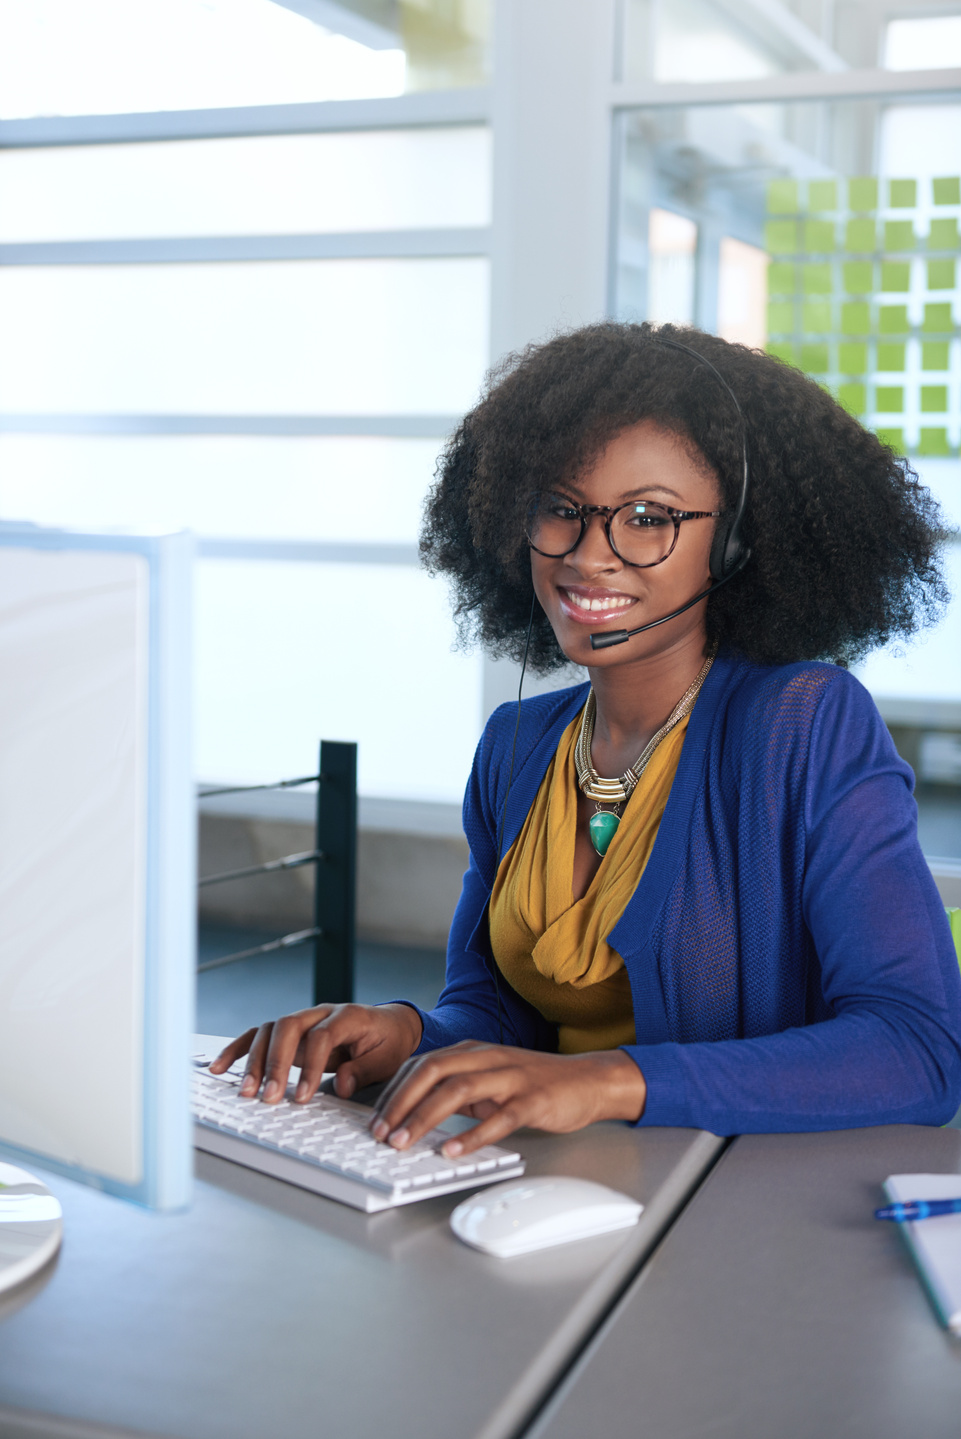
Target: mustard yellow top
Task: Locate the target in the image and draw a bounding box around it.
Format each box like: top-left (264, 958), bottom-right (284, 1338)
top-left (488, 708), bottom-right (689, 1055)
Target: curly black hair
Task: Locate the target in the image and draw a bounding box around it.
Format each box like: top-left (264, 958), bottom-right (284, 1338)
top-left (420, 321), bottom-right (948, 672)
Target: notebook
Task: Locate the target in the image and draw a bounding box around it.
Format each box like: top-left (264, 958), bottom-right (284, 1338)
top-left (883, 1173), bottom-right (961, 1334)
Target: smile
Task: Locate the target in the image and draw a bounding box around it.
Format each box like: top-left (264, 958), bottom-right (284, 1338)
top-left (555, 587), bottom-right (638, 627)
top-left (562, 589), bottom-right (634, 613)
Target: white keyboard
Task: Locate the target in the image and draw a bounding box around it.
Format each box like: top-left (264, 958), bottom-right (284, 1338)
top-left (192, 1065), bottom-right (525, 1213)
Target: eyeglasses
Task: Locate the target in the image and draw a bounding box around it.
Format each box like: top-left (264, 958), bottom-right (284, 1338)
top-left (526, 492), bottom-right (723, 569)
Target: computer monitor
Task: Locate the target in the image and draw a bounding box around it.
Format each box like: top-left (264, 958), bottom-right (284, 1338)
top-left (0, 523), bottom-right (195, 1213)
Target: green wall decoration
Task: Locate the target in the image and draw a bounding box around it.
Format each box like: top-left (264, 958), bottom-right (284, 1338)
top-left (764, 175), bottom-right (959, 457)
top-left (877, 343), bottom-right (906, 371)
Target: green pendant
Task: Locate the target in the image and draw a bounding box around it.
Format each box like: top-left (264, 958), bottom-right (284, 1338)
top-left (588, 809), bottom-right (620, 857)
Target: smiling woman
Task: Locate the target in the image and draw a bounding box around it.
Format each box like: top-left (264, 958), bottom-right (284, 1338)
top-left (212, 321), bottom-right (961, 1154)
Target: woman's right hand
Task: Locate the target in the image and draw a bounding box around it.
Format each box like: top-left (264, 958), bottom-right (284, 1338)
top-left (208, 1002), bottom-right (424, 1105)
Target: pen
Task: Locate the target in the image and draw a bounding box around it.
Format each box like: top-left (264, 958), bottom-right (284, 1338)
top-left (874, 1198), bottom-right (961, 1222)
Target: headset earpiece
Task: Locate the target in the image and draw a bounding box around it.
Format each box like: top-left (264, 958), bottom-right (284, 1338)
top-left (709, 508), bottom-right (749, 582)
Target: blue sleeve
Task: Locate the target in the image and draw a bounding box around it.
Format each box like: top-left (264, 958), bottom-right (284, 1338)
top-left (403, 709), bottom-right (558, 1056)
top-left (626, 675), bottom-right (961, 1134)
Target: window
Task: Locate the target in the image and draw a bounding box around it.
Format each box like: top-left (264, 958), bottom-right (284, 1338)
top-left (0, 3), bottom-right (493, 800)
top-left (647, 209), bottom-right (697, 325)
top-left (0, 0), bottom-right (491, 118)
top-left (885, 15), bottom-right (961, 72)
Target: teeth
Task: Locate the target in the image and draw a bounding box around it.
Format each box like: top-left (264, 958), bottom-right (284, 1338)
top-left (566, 591), bottom-right (632, 613)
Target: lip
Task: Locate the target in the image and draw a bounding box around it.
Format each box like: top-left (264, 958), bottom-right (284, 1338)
top-left (556, 585), bottom-right (639, 627)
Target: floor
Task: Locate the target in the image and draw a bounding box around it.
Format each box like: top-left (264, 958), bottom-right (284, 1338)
top-left (197, 925), bottom-right (447, 1039)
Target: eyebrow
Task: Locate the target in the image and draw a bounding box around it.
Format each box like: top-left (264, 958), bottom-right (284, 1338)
top-left (563, 482), bottom-right (686, 503)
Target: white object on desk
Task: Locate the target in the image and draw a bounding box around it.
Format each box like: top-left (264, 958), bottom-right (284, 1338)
top-left (450, 1176), bottom-right (643, 1257)
top-left (884, 1173), bottom-right (961, 1333)
top-left (0, 1162), bottom-right (63, 1296)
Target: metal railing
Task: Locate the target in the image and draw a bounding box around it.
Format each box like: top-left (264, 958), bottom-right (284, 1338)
top-left (197, 740), bottom-right (356, 1003)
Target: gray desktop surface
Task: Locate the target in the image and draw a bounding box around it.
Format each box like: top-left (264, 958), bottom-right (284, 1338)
top-left (529, 1125), bottom-right (961, 1439)
top-left (0, 1117), bottom-right (723, 1439)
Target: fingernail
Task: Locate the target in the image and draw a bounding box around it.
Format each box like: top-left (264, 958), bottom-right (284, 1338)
top-left (443, 1139), bottom-right (463, 1158)
top-left (371, 1119), bottom-right (389, 1141)
top-left (339, 1074), bottom-right (355, 1098)
top-left (240, 1077), bottom-right (257, 1097)
top-left (295, 1081), bottom-right (308, 1102)
top-left (262, 1080), bottom-right (279, 1102)
top-left (388, 1127), bottom-right (410, 1149)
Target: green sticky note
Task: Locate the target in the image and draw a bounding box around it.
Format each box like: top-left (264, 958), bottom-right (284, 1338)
top-left (922, 340), bottom-right (950, 369)
top-left (767, 262), bottom-right (796, 294)
top-left (918, 428), bottom-right (952, 457)
top-left (845, 218), bottom-right (876, 253)
top-left (921, 385), bottom-right (948, 412)
top-left (803, 220), bottom-right (835, 253)
top-left (841, 301), bottom-right (871, 335)
top-left (802, 300), bottom-right (832, 333)
top-left (838, 342), bottom-right (867, 374)
top-left (927, 259), bottom-right (956, 290)
top-left (837, 382), bottom-right (866, 415)
top-left (849, 177), bottom-right (878, 211)
top-left (880, 261), bottom-right (911, 292)
top-left (767, 300), bottom-right (794, 334)
top-left (879, 305), bottom-right (910, 334)
top-left (874, 426), bottom-right (905, 454)
top-left (884, 220), bottom-right (915, 251)
top-left (889, 179), bottom-right (917, 208)
top-left (876, 343), bottom-right (906, 371)
top-left (875, 385), bottom-right (903, 413)
top-left (929, 217), bottom-right (960, 249)
top-left (800, 342), bottom-right (830, 373)
top-left (802, 263), bottom-right (832, 294)
top-left (765, 220), bottom-right (799, 255)
top-left (766, 341), bottom-right (796, 365)
top-left (842, 260), bottom-right (872, 293)
top-left (808, 179), bottom-right (837, 212)
top-left (923, 302), bottom-right (953, 332)
top-left (932, 177), bottom-right (961, 205)
top-left (767, 179), bottom-right (799, 214)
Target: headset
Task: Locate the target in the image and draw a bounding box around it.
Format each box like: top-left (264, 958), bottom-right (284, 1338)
top-left (489, 336), bottom-right (751, 1041)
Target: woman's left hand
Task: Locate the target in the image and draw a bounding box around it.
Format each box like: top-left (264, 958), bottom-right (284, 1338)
top-left (368, 1041), bottom-right (647, 1158)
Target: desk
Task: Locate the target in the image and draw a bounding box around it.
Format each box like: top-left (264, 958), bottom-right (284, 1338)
top-left (529, 1125), bottom-right (961, 1439)
top-left (0, 1118), bottom-right (722, 1439)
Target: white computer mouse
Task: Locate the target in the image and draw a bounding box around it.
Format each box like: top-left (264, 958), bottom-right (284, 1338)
top-left (450, 1176), bottom-right (643, 1258)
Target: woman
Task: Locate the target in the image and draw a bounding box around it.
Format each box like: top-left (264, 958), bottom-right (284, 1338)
top-left (212, 322), bottom-right (961, 1156)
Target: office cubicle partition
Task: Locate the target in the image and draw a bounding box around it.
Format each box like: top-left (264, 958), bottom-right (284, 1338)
top-left (0, 524), bottom-right (195, 1209)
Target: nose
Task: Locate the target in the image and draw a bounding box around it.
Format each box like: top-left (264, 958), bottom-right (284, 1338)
top-left (568, 512), bottom-right (621, 572)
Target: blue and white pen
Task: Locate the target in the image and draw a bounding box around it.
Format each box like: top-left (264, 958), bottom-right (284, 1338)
top-left (875, 1198), bottom-right (961, 1222)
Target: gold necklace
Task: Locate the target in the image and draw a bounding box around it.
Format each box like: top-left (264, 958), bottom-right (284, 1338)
top-left (575, 645), bottom-right (716, 856)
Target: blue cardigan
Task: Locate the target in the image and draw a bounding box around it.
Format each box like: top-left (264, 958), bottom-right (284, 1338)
top-left (410, 650), bottom-right (961, 1134)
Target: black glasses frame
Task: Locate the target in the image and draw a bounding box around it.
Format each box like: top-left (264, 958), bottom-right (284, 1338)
top-left (526, 492), bottom-right (723, 569)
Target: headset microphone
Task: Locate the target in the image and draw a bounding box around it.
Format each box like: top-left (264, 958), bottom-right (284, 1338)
top-left (590, 337), bottom-right (751, 653)
top-left (589, 555), bottom-right (748, 650)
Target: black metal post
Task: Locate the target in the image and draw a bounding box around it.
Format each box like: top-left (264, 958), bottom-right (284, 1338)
top-left (313, 740), bottom-right (357, 1004)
